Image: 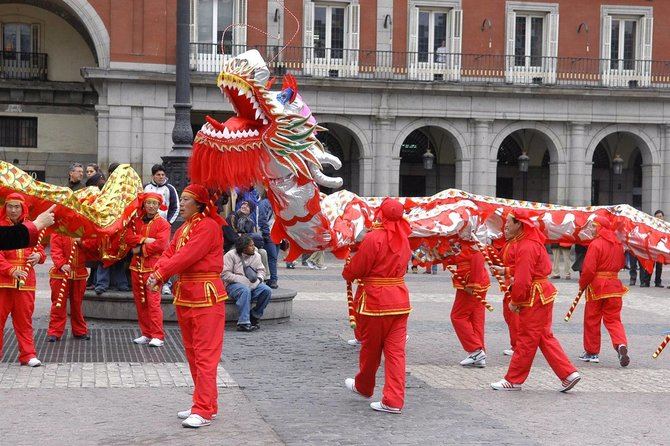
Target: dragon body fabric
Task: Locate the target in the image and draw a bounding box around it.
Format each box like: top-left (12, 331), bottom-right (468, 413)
top-left (189, 50), bottom-right (670, 269)
top-left (0, 161), bottom-right (143, 263)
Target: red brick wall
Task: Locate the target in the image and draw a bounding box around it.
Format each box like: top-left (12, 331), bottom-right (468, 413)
top-left (247, 0), bottom-right (268, 48)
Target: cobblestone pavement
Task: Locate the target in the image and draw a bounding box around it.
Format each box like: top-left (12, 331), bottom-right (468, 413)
top-left (1, 256), bottom-right (669, 445)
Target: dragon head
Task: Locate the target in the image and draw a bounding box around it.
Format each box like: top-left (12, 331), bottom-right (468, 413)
top-left (189, 49), bottom-right (343, 191)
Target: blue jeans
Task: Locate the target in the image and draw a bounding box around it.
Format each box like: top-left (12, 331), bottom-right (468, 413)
top-left (226, 282), bottom-right (272, 325)
top-left (96, 261), bottom-right (130, 292)
top-left (264, 239), bottom-right (278, 282)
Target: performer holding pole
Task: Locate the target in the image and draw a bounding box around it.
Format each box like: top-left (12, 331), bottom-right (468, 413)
top-left (0, 193), bottom-right (46, 367)
top-left (483, 240), bottom-right (518, 356)
top-left (445, 242), bottom-right (491, 368)
top-left (147, 184), bottom-right (227, 429)
top-left (128, 193), bottom-right (170, 347)
top-left (47, 235), bottom-right (91, 341)
top-left (343, 198), bottom-right (412, 414)
top-left (490, 210), bottom-right (580, 392)
top-left (577, 216), bottom-right (629, 366)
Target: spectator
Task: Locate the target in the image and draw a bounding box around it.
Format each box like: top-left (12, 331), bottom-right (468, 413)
top-left (85, 172), bottom-right (106, 188)
top-left (258, 195), bottom-right (278, 288)
top-left (67, 163), bottom-right (85, 191)
top-left (144, 164), bottom-right (180, 224)
top-left (86, 163), bottom-right (101, 178)
top-left (222, 235), bottom-right (272, 332)
top-left (224, 201), bottom-right (269, 273)
top-left (551, 243), bottom-right (572, 280)
top-left (107, 162), bottom-right (120, 175)
top-left (436, 40), bottom-right (448, 63)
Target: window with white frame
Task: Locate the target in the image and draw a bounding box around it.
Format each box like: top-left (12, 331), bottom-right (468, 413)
top-left (600, 6), bottom-right (653, 87)
top-left (408, 1), bottom-right (462, 80)
top-left (190, 0), bottom-right (246, 51)
top-left (303, 1), bottom-right (360, 77)
top-left (505, 2), bottom-right (558, 83)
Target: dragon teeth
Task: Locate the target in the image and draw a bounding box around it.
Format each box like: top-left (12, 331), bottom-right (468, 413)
top-left (222, 128), bottom-right (231, 138)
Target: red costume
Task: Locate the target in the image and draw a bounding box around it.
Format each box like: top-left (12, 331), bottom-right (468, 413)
top-left (579, 216), bottom-right (628, 355)
top-left (153, 184), bottom-right (226, 421)
top-left (502, 210), bottom-right (577, 385)
top-left (0, 194), bottom-right (45, 364)
top-left (447, 244), bottom-right (490, 353)
top-left (342, 198), bottom-right (412, 410)
top-left (128, 193), bottom-right (171, 340)
top-left (47, 234), bottom-right (91, 338)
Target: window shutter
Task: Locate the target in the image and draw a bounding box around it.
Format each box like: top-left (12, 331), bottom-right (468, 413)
top-left (233, 0), bottom-right (247, 51)
top-left (449, 8), bottom-right (462, 79)
top-left (303, 0), bottom-right (314, 73)
top-left (190, 0), bottom-right (197, 42)
top-left (505, 11), bottom-right (516, 81)
top-left (347, 3), bottom-right (360, 74)
top-left (601, 14), bottom-right (612, 85)
top-left (546, 12), bottom-right (558, 83)
top-left (408, 6), bottom-right (419, 76)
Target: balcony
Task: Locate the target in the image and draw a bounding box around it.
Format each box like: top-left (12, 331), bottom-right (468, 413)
top-left (190, 43), bottom-right (670, 90)
top-left (0, 51), bottom-right (48, 81)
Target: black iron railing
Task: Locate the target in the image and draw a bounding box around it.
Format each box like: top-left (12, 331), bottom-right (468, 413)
top-left (0, 51), bottom-right (48, 81)
top-left (190, 43), bottom-right (670, 89)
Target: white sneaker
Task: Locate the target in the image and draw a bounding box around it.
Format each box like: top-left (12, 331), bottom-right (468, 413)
top-left (162, 284), bottom-right (172, 295)
top-left (370, 401), bottom-right (401, 414)
top-left (177, 409), bottom-right (217, 420)
top-left (181, 414), bottom-right (211, 428)
top-left (345, 378), bottom-right (370, 399)
top-left (503, 349), bottom-right (514, 356)
top-left (26, 358), bottom-right (42, 367)
top-left (317, 265), bottom-right (327, 270)
top-left (560, 371), bottom-right (581, 393)
top-left (490, 379), bottom-right (522, 391)
top-left (149, 338), bottom-right (164, 347)
top-left (347, 338), bottom-right (361, 346)
top-left (133, 336), bottom-right (150, 345)
top-left (306, 260), bottom-right (316, 269)
top-left (460, 349), bottom-right (486, 367)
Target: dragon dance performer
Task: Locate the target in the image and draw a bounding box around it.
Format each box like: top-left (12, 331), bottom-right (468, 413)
top-left (147, 184), bottom-right (227, 429)
top-left (0, 193), bottom-right (46, 367)
top-left (447, 242), bottom-right (490, 368)
top-left (578, 216), bottom-right (630, 367)
top-left (343, 198), bottom-right (412, 414)
top-left (47, 235), bottom-right (95, 341)
top-left (127, 193), bottom-right (170, 347)
top-left (490, 210), bottom-right (580, 392)
top-left (0, 204), bottom-right (55, 251)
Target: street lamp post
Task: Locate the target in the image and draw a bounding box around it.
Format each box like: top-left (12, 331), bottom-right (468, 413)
top-left (162, 0), bottom-right (192, 194)
top-left (518, 151), bottom-right (529, 201)
top-left (422, 148), bottom-right (435, 170)
top-left (610, 153), bottom-right (624, 203)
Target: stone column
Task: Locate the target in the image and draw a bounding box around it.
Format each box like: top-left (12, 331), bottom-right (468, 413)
top-left (371, 118), bottom-right (398, 197)
top-left (470, 119), bottom-right (493, 195)
top-left (358, 157), bottom-right (374, 196)
top-left (162, 0), bottom-right (192, 193)
top-left (642, 163), bottom-right (661, 214)
top-left (567, 122), bottom-right (590, 206)
top-left (661, 125), bottom-right (670, 213)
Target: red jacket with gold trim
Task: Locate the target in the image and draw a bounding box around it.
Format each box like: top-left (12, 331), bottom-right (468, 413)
top-left (49, 234), bottom-right (90, 281)
top-left (128, 214), bottom-right (171, 273)
top-left (446, 248), bottom-right (490, 296)
top-left (342, 227), bottom-right (412, 316)
top-left (505, 233), bottom-right (556, 307)
top-left (154, 213), bottom-right (227, 307)
top-left (0, 218), bottom-right (46, 290)
top-left (578, 237), bottom-right (627, 301)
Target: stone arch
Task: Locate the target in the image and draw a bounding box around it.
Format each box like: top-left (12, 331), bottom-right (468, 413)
top-left (393, 118), bottom-right (469, 161)
top-left (316, 115), bottom-right (372, 158)
top-left (62, 0), bottom-right (110, 68)
top-left (585, 124), bottom-right (659, 166)
top-left (489, 121), bottom-right (566, 165)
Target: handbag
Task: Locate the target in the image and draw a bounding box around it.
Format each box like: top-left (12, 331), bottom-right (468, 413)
top-left (241, 256), bottom-right (258, 283)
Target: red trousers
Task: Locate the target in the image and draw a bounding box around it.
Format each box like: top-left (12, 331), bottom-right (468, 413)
top-left (450, 290), bottom-right (485, 352)
top-left (131, 271), bottom-right (164, 340)
top-left (47, 278), bottom-right (88, 337)
top-left (0, 288), bottom-right (37, 363)
top-left (583, 297), bottom-right (628, 354)
top-left (355, 313), bottom-right (408, 409)
top-left (505, 300), bottom-right (576, 384)
top-left (503, 294), bottom-right (520, 350)
top-left (176, 302), bottom-right (225, 420)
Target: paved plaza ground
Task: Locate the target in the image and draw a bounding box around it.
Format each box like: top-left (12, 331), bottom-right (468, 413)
top-left (1, 255), bottom-right (669, 445)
